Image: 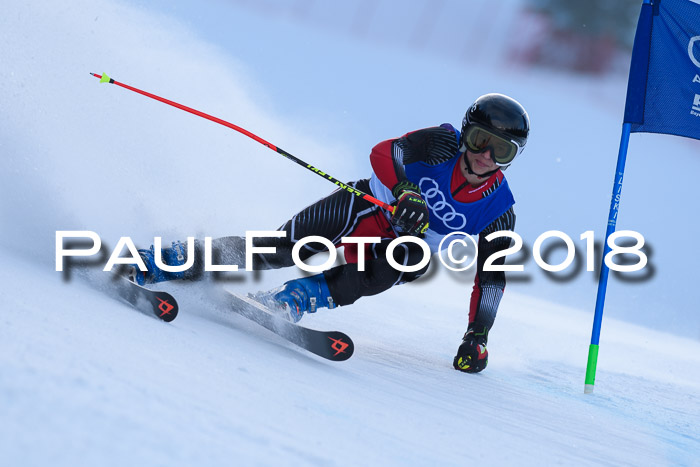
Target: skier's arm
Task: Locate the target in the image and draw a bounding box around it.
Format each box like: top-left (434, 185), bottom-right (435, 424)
top-left (468, 206), bottom-right (517, 334)
top-left (453, 207), bottom-right (515, 373)
top-left (369, 125), bottom-right (460, 189)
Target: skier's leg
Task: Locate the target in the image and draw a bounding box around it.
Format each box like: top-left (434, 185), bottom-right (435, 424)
top-left (133, 180), bottom-right (378, 285)
top-left (254, 236), bottom-right (430, 321)
top-left (205, 178), bottom-right (379, 270)
top-left (322, 238), bottom-right (431, 306)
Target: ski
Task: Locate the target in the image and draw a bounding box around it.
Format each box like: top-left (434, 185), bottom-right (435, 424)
top-left (220, 290), bottom-right (354, 361)
top-left (106, 273), bottom-right (179, 322)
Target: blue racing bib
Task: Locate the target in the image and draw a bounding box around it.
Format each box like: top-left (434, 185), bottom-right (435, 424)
top-left (404, 156), bottom-right (515, 237)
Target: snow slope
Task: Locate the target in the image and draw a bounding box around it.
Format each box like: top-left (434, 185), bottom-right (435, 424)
top-left (2, 249), bottom-right (699, 466)
top-left (1, 1), bottom-right (699, 465)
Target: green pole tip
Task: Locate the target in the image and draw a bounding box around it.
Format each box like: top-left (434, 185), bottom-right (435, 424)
top-left (584, 344), bottom-right (599, 393)
top-left (99, 73), bottom-right (111, 83)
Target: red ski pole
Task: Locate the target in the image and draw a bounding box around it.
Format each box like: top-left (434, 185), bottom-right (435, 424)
top-left (90, 72), bottom-right (394, 213)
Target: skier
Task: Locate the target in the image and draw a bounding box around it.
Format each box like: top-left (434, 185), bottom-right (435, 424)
top-left (133, 93), bottom-right (530, 374)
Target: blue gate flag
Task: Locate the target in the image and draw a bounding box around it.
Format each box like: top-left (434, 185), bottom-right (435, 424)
top-left (586, 0), bottom-right (700, 395)
top-left (624, 0), bottom-right (700, 141)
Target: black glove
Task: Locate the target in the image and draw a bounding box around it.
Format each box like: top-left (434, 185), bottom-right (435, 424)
top-left (390, 180), bottom-right (429, 236)
top-left (453, 325), bottom-right (488, 373)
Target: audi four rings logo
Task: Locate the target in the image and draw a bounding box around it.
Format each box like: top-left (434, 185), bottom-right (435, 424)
top-left (418, 178), bottom-right (467, 230)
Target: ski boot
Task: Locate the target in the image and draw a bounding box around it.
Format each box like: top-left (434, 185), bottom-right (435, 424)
top-left (251, 273), bottom-right (336, 322)
top-left (129, 240), bottom-right (190, 286)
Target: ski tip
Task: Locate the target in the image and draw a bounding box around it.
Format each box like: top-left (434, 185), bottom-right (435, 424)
top-left (326, 332), bottom-right (354, 361)
top-left (153, 291), bottom-right (179, 322)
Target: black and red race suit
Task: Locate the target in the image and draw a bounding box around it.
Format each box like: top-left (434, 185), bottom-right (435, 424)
top-left (207, 124), bottom-right (515, 332)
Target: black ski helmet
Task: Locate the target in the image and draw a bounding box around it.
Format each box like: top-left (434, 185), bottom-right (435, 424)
top-left (460, 93), bottom-right (530, 168)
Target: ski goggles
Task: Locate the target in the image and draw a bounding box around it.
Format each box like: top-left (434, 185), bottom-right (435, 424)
top-left (462, 124), bottom-right (522, 166)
